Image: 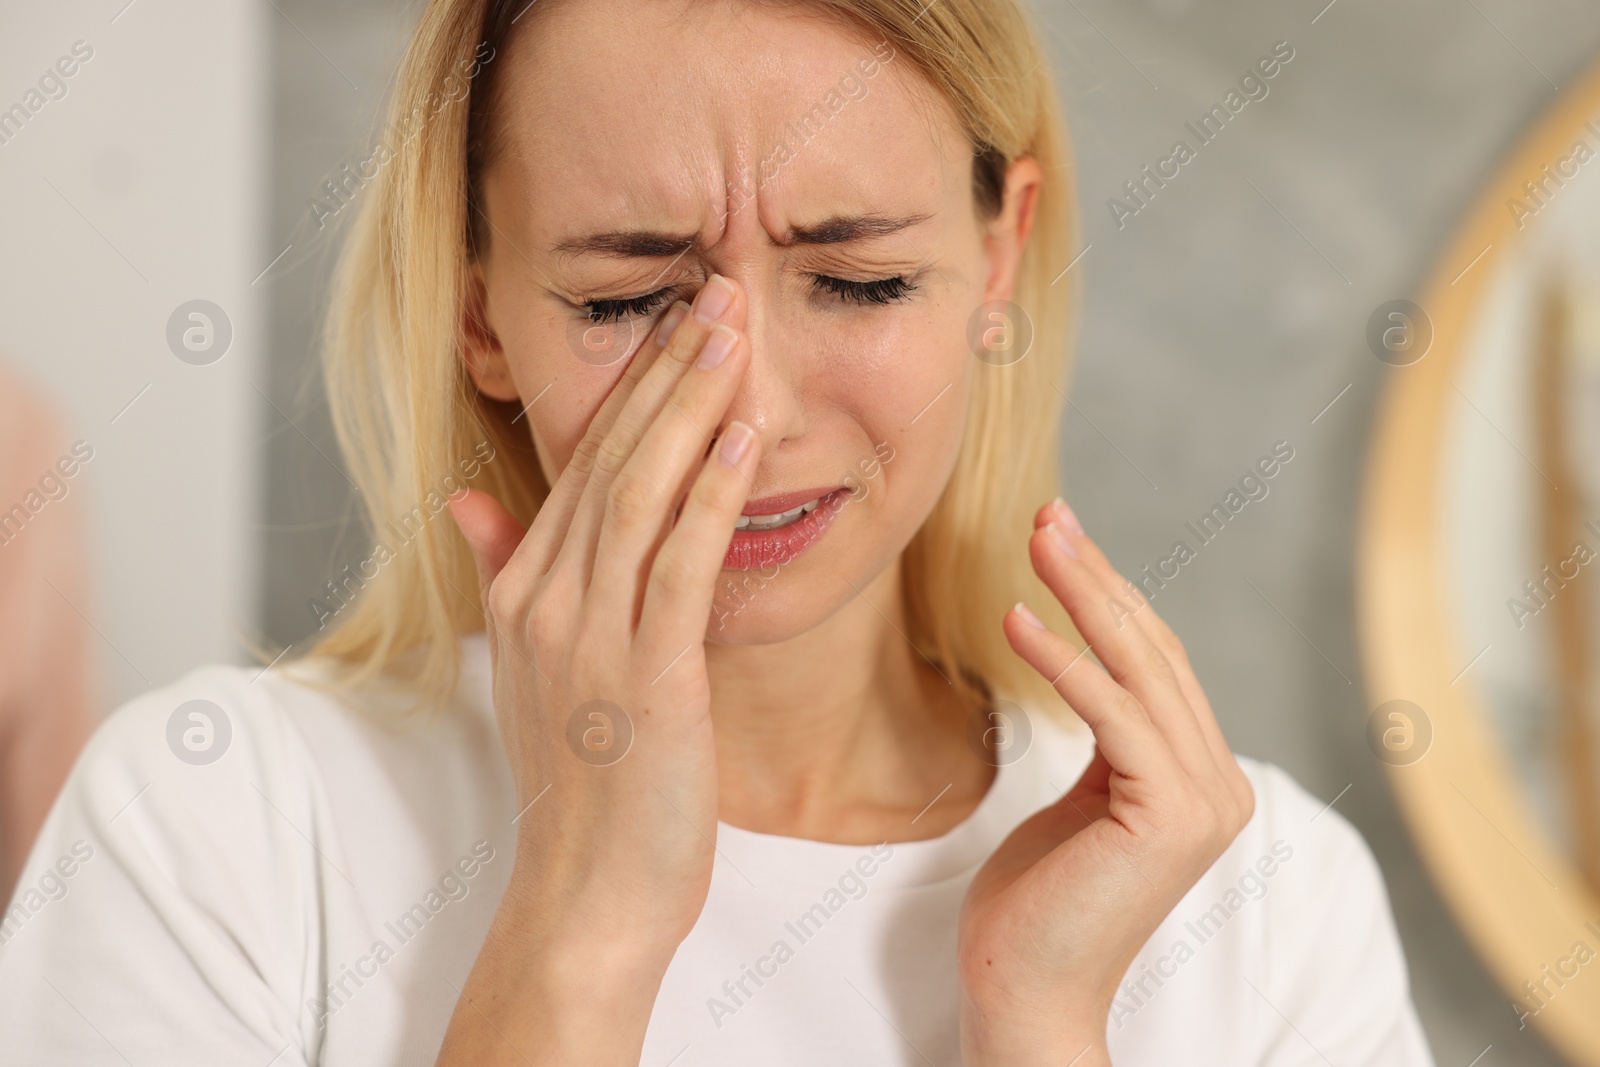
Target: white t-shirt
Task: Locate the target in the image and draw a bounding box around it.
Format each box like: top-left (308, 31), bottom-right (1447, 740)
top-left (0, 633), bottom-right (1435, 1066)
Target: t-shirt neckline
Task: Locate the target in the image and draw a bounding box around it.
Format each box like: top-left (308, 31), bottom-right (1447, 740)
top-left (458, 632), bottom-right (1059, 891)
top-left (711, 734), bottom-right (1045, 891)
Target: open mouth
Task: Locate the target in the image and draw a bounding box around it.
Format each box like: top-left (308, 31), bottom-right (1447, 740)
top-left (735, 497), bottom-right (824, 531)
top-left (726, 487), bottom-right (851, 570)
top-left (667, 484), bottom-right (852, 570)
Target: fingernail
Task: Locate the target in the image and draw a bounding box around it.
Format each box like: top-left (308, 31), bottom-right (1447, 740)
top-left (718, 421), bottom-right (755, 466)
top-left (693, 274), bottom-right (734, 323)
top-left (1014, 601), bottom-right (1046, 629)
top-left (697, 324), bottom-right (737, 370)
top-left (654, 301), bottom-right (690, 346)
top-left (1046, 519), bottom-right (1078, 558)
top-left (1052, 496), bottom-right (1083, 534)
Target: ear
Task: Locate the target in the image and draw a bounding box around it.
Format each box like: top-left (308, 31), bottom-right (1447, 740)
top-left (460, 259), bottom-right (521, 402)
top-left (981, 156), bottom-right (1044, 305)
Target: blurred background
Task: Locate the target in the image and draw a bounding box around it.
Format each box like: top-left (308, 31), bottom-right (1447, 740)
top-left (5, 0), bottom-right (1600, 1062)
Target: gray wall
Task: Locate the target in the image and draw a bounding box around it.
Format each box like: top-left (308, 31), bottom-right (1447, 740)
top-left (259, 0), bottom-right (419, 651)
top-left (260, 1), bottom-right (1600, 1063)
top-left (1, 0), bottom-right (267, 710)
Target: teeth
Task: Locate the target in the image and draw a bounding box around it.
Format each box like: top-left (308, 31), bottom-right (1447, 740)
top-left (736, 497), bottom-right (822, 531)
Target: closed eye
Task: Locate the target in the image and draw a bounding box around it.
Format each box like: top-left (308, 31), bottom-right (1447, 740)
top-left (812, 274), bottom-right (916, 305)
top-left (581, 272), bottom-right (917, 322)
top-left (584, 287), bottom-right (676, 324)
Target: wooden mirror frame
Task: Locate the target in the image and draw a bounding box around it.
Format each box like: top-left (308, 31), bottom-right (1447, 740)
top-left (1359, 56), bottom-right (1600, 1065)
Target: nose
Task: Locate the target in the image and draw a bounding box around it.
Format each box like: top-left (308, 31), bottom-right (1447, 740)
top-left (700, 268), bottom-right (806, 467)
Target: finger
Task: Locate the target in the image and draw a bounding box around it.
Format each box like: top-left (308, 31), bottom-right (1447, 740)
top-left (1001, 600), bottom-right (1176, 787)
top-left (1087, 560), bottom-right (1248, 807)
top-left (586, 322), bottom-right (750, 633)
top-left (1035, 499), bottom-right (1246, 807)
top-left (509, 296), bottom-right (694, 578)
top-left (447, 486), bottom-right (528, 661)
top-left (1026, 518), bottom-right (1223, 787)
top-left (1067, 746), bottom-right (1114, 802)
top-left (551, 275), bottom-right (745, 590)
top-left (634, 420), bottom-right (760, 675)
top-left (1032, 500), bottom-right (1214, 730)
top-left (448, 486), bottom-right (526, 601)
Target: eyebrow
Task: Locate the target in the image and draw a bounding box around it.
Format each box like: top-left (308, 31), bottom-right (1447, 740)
top-left (550, 211), bottom-right (934, 258)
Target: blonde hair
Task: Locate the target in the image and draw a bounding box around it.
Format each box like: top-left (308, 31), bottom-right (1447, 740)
top-left (300, 0), bottom-right (1081, 722)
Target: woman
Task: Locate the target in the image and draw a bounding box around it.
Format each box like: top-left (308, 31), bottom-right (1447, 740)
top-left (0, 0), bottom-right (1435, 1063)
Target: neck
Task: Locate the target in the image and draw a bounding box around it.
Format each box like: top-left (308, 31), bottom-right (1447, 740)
top-left (705, 560), bottom-right (994, 844)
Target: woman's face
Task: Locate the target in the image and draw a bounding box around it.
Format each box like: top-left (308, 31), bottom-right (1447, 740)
top-left (464, 0), bottom-right (1037, 644)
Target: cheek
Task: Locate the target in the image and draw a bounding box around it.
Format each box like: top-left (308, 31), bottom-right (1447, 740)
top-left (815, 305), bottom-right (973, 530)
top-left (525, 378), bottom-right (606, 481)
top-left (509, 317), bottom-right (636, 481)
top-left (818, 302), bottom-right (971, 430)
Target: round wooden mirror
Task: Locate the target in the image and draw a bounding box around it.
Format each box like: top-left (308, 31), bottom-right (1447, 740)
top-left (1360, 55), bottom-right (1600, 1065)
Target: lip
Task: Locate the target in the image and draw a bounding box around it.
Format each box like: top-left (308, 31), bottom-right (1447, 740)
top-left (741, 486), bottom-right (845, 516)
top-left (723, 487), bottom-right (850, 571)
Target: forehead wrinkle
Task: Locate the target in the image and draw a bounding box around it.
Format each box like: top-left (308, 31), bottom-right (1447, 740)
top-left (548, 208), bottom-right (939, 272)
top-left (514, 0), bottom-right (958, 271)
top-left (546, 154), bottom-right (734, 260)
top-left (532, 43), bottom-right (956, 272)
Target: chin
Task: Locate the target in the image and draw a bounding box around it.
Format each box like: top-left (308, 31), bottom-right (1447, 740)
top-left (703, 564), bottom-right (859, 646)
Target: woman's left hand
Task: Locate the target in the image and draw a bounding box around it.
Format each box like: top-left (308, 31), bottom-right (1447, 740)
top-left (957, 497), bottom-right (1256, 1066)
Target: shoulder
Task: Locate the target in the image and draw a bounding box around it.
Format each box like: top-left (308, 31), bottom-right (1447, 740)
top-left (1012, 711), bottom-right (1433, 1062)
top-left (1206, 758), bottom-right (1435, 1064)
top-left (54, 638), bottom-right (510, 879)
top-left (0, 661), bottom-right (340, 1061)
top-left (0, 641), bottom-right (513, 1063)
top-left (65, 659), bottom-right (324, 833)
top-left (1010, 712), bottom-right (1395, 929)
top-left (1227, 757), bottom-right (1386, 934)
top-left (66, 634), bottom-right (504, 818)
top-left (1016, 705), bottom-right (1382, 905)
top-left (58, 652), bottom-right (411, 838)
top-left (14, 637), bottom-right (497, 941)
top-left (25, 657), bottom-right (364, 954)
top-left (1231, 757), bottom-right (1365, 872)
top-left (1196, 758), bottom-right (1396, 976)
top-left (1100, 753), bottom-right (1434, 1063)
top-left (1164, 756), bottom-right (1396, 965)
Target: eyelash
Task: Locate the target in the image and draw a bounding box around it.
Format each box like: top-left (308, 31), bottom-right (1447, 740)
top-left (583, 274), bottom-right (917, 323)
top-left (813, 274), bottom-right (917, 306)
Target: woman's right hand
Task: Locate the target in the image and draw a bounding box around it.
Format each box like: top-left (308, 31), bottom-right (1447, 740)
top-left (437, 274), bottom-right (758, 1065)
